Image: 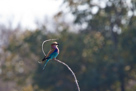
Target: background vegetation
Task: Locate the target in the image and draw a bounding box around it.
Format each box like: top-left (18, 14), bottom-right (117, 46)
top-left (0, 0), bottom-right (136, 91)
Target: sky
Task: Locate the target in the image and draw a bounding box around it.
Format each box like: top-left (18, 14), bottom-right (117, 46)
top-left (0, 0), bottom-right (63, 30)
top-left (0, 0), bottom-right (132, 31)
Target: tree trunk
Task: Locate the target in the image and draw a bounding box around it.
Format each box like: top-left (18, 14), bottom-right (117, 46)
top-left (118, 64), bottom-right (125, 91)
top-left (119, 75), bottom-right (125, 91)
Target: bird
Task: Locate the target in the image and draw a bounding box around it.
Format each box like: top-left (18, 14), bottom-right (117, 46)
top-left (42, 42), bottom-right (59, 70)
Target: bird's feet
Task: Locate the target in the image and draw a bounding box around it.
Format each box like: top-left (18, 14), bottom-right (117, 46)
top-left (42, 56), bottom-right (51, 62)
top-left (42, 56), bottom-right (46, 61)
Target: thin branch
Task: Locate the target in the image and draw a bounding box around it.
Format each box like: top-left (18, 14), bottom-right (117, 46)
top-left (54, 59), bottom-right (80, 91)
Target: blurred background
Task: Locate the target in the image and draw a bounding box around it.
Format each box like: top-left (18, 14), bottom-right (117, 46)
top-left (0, 0), bottom-right (136, 91)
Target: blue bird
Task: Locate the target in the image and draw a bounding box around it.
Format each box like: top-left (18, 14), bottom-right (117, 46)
top-left (42, 42), bottom-right (59, 70)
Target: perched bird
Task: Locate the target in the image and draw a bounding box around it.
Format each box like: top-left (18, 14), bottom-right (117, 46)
top-left (42, 42), bottom-right (59, 70)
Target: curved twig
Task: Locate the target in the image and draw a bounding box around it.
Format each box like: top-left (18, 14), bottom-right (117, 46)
top-left (42, 39), bottom-right (57, 56)
top-left (42, 39), bottom-right (80, 91)
top-left (54, 59), bottom-right (80, 91)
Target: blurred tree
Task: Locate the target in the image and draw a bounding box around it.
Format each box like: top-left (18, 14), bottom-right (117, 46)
top-left (59, 0), bottom-right (136, 91)
top-left (1, 23), bottom-right (136, 91)
top-left (63, 0), bottom-right (136, 44)
top-left (1, 30), bottom-right (42, 90)
top-left (22, 85), bottom-right (33, 91)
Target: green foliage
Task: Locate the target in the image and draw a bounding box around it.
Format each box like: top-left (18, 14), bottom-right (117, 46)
top-left (2, 25), bottom-right (136, 91)
top-left (32, 29), bottom-right (136, 91)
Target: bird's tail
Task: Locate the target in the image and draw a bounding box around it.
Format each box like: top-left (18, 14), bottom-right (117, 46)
top-left (43, 59), bottom-right (50, 70)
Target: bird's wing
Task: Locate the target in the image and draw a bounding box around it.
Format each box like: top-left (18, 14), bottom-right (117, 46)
top-left (46, 49), bottom-right (55, 58)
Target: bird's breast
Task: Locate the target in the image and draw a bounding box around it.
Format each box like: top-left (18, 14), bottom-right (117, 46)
top-left (54, 48), bottom-right (59, 54)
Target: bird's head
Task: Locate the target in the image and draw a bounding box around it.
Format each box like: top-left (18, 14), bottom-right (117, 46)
top-left (51, 42), bottom-right (59, 48)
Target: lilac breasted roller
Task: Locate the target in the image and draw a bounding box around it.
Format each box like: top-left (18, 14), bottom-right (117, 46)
top-left (42, 42), bottom-right (59, 70)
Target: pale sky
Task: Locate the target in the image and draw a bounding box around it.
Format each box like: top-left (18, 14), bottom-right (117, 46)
top-left (0, 0), bottom-right (63, 30)
top-left (0, 0), bottom-right (132, 31)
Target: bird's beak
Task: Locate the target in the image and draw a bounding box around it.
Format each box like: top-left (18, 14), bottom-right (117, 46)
top-left (56, 43), bottom-right (59, 45)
